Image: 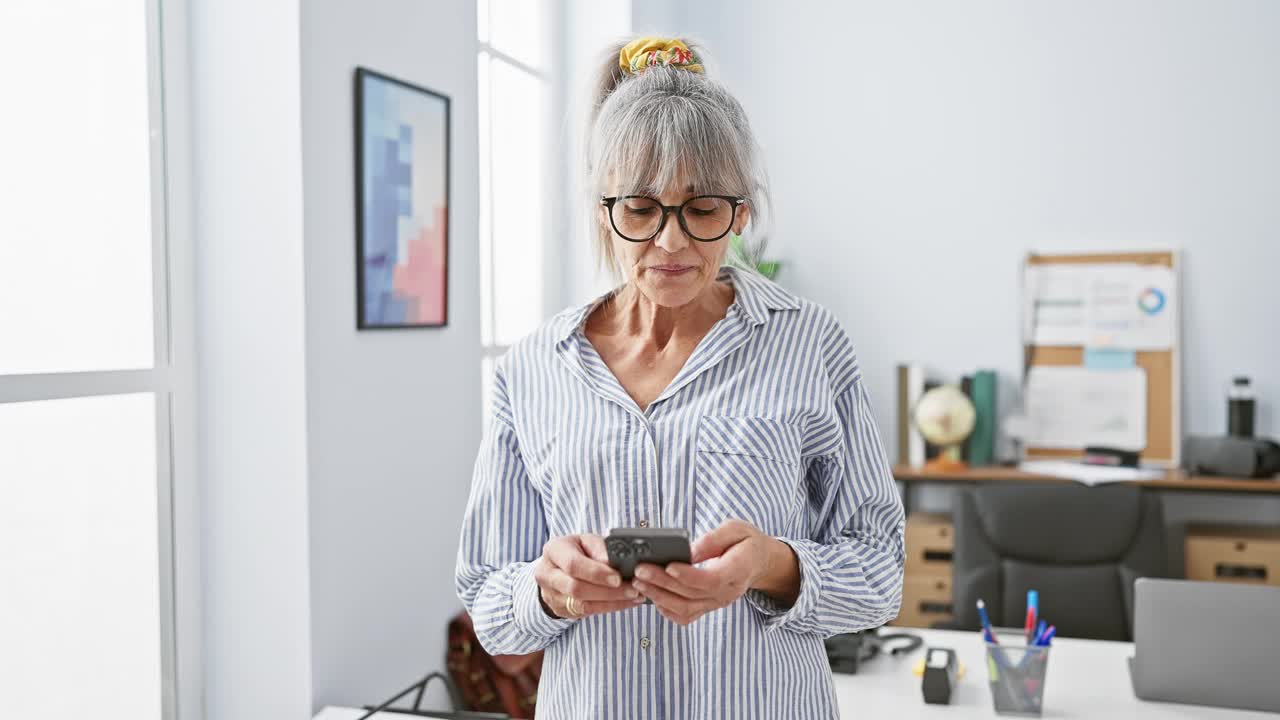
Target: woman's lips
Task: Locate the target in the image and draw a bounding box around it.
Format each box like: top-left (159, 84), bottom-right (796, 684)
top-left (650, 265), bottom-right (694, 275)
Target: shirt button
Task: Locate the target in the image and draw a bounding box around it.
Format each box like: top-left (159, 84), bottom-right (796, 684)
top-left (638, 519), bottom-right (649, 528)
top-left (640, 637), bottom-right (650, 650)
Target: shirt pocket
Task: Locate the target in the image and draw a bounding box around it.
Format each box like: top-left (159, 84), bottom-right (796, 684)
top-left (693, 415), bottom-right (805, 538)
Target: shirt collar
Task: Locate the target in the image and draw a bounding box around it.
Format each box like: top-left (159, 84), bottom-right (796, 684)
top-left (722, 265), bottom-right (802, 326)
top-left (553, 265), bottom-right (800, 344)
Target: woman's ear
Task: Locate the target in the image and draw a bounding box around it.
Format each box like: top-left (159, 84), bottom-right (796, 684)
top-left (732, 203), bottom-right (751, 235)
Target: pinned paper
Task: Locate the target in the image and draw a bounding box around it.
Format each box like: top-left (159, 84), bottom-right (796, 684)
top-left (1083, 348), bottom-right (1137, 370)
top-left (1024, 366), bottom-right (1147, 451)
top-left (1024, 263), bottom-right (1176, 350)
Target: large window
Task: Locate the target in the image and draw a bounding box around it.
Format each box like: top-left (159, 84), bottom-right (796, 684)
top-left (0, 1), bottom-right (185, 717)
top-left (478, 0), bottom-right (552, 407)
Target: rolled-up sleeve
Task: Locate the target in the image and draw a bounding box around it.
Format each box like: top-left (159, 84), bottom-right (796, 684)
top-left (455, 365), bottom-right (573, 654)
top-left (745, 378), bottom-right (906, 636)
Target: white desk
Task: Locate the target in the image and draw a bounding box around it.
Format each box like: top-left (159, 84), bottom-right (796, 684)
top-left (835, 628), bottom-right (1275, 719)
top-left (317, 629), bottom-right (1275, 719)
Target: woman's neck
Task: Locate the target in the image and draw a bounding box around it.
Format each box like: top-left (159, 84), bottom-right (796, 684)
top-left (599, 280), bottom-right (734, 351)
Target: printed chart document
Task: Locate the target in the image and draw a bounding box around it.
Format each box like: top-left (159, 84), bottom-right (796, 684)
top-left (1024, 366), bottom-right (1147, 451)
top-left (1023, 263), bottom-right (1176, 350)
top-left (1023, 264), bottom-right (1090, 346)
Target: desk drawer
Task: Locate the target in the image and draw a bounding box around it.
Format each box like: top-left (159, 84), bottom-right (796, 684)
top-left (1186, 525), bottom-right (1280, 586)
top-left (893, 574), bottom-right (954, 628)
top-left (905, 512), bottom-right (954, 576)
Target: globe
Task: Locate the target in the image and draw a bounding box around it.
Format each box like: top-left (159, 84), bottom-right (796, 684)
top-left (913, 384), bottom-right (976, 470)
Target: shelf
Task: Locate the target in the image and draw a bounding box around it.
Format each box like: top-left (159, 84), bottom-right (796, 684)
top-left (892, 465), bottom-right (1280, 494)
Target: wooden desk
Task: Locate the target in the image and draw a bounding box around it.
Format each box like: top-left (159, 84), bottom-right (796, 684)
top-left (894, 465), bottom-right (1280, 494)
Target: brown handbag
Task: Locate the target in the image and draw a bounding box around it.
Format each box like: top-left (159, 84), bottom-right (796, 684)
top-left (447, 612), bottom-right (543, 719)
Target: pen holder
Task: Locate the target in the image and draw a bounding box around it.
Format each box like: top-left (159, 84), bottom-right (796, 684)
top-left (984, 640), bottom-right (1050, 716)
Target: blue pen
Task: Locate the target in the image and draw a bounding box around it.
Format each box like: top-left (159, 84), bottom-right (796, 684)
top-left (1017, 618), bottom-right (1053, 672)
top-left (977, 599), bottom-right (998, 644)
top-left (1038, 626), bottom-right (1056, 646)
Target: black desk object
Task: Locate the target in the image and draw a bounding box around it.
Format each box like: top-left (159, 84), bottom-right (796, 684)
top-left (357, 671), bottom-right (508, 720)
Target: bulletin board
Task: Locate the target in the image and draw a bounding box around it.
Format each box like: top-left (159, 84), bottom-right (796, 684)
top-left (1023, 251), bottom-right (1180, 467)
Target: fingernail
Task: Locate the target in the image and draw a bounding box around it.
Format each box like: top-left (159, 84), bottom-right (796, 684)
top-left (608, 576), bottom-right (621, 588)
top-left (633, 580), bottom-right (647, 592)
top-left (625, 588), bottom-right (639, 599)
top-left (633, 596), bottom-right (646, 604)
top-left (635, 568), bottom-right (650, 581)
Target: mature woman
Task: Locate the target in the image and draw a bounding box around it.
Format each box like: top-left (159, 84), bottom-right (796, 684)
top-left (456, 37), bottom-right (904, 719)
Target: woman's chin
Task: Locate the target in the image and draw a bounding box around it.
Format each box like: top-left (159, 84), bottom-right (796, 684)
top-left (639, 269), bottom-right (705, 306)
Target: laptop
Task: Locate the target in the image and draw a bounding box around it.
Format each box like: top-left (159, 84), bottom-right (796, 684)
top-left (1130, 578), bottom-right (1280, 713)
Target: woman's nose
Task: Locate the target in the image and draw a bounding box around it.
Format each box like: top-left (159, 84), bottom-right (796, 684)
top-left (652, 209), bottom-right (690, 253)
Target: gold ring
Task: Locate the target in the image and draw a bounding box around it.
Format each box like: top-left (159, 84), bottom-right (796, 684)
top-left (565, 595), bottom-right (582, 617)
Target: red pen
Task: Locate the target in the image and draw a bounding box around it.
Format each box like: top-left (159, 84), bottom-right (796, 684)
top-left (1025, 590), bottom-right (1038, 644)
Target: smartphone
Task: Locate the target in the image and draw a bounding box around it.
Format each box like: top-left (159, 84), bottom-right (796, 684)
top-left (605, 527), bottom-right (692, 581)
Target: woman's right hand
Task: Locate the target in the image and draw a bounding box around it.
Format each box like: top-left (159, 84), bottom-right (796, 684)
top-left (535, 534), bottom-right (644, 619)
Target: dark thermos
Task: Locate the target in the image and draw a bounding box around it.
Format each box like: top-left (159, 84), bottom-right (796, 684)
top-left (1228, 376), bottom-right (1255, 438)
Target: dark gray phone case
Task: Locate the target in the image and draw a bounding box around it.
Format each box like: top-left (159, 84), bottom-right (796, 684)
top-left (606, 527), bottom-right (692, 581)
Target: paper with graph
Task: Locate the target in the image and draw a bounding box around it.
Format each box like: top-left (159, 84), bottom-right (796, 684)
top-left (1023, 263), bottom-right (1176, 350)
top-left (1024, 366), bottom-right (1147, 451)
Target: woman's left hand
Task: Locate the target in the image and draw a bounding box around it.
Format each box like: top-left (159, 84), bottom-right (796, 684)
top-left (631, 519), bottom-right (800, 626)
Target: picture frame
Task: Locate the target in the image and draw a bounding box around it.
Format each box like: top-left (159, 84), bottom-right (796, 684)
top-left (354, 67), bottom-right (451, 329)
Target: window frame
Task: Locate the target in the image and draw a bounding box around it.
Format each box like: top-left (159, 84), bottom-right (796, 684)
top-left (0, 0), bottom-right (200, 716)
top-left (477, 3), bottom-right (555, 366)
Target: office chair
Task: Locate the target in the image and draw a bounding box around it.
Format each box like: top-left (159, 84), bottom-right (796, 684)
top-left (949, 484), bottom-right (1166, 641)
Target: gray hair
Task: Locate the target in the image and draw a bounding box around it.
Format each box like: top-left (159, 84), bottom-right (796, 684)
top-left (582, 37), bottom-right (771, 280)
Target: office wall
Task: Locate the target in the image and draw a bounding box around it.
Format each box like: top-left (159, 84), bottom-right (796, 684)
top-left (632, 0), bottom-right (1280, 461)
top-left (300, 0), bottom-right (481, 712)
top-left (556, 1), bottom-right (634, 309)
top-left (190, 0), bottom-right (315, 718)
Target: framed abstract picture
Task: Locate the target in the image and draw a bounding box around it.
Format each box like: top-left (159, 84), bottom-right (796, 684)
top-left (355, 67), bottom-right (450, 329)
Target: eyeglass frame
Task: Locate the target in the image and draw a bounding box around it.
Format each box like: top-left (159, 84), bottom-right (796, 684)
top-left (599, 194), bottom-right (747, 243)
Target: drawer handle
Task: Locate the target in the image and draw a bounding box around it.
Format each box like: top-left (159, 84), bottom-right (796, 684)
top-left (1216, 563), bottom-right (1267, 581)
top-left (923, 550), bottom-right (953, 563)
top-left (920, 601), bottom-right (953, 614)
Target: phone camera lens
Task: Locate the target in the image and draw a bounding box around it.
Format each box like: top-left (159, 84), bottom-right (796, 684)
top-left (607, 538), bottom-right (632, 558)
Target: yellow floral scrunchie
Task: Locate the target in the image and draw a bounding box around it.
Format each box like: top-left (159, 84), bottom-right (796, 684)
top-left (619, 37), bottom-right (704, 75)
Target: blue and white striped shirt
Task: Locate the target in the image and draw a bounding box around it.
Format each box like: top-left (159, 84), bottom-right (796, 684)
top-left (456, 267), bottom-right (905, 719)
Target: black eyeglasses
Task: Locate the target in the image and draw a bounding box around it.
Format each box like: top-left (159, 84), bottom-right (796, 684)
top-left (600, 194), bottom-right (746, 242)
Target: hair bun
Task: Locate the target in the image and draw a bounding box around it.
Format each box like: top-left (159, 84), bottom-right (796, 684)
top-left (619, 37), bottom-right (704, 75)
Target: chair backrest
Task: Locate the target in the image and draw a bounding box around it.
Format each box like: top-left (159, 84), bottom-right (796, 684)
top-left (950, 484), bottom-right (1166, 641)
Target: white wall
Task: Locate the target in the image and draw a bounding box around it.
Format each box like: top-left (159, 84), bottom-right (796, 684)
top-left (555, 0), bottom-right (633, 310)
top-left (190, 0), bottom-right (315, 718)
top-left (300, 0), bottom-right (481, 712)
top-left (634, 0), bottom-right (1280, 461)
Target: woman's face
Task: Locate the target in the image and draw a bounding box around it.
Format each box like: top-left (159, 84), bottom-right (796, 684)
top-left (603, 185), bottom-right (750, 308)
